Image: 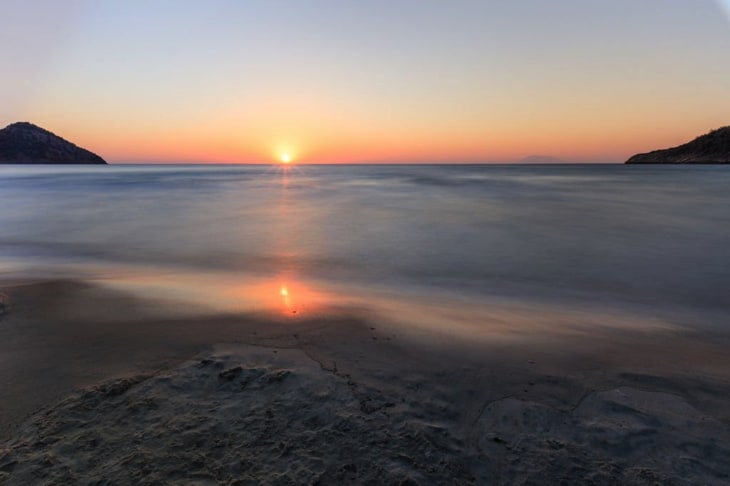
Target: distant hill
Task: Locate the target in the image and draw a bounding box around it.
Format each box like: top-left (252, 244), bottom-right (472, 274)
top-left (626, 127), bottom-right (730, 164)
top-left (517, 155), bottom-right (567, 164)
top-left (0, 122), bottom-right (106, 164)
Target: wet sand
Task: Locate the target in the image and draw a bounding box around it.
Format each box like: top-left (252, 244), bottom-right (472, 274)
top-left (1, 280), bottom-right (729, 484)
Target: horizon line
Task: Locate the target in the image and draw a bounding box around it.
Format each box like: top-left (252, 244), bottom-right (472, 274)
top-left (106, 160), bottom-right (622, 165)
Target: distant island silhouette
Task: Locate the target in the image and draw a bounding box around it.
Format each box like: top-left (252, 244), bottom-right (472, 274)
top-left (0, 122), bottom-right (106, 164)
top-left (517, 155), bottom-right (567, 164)
top-left (626, 127), bottom-right (730, 164)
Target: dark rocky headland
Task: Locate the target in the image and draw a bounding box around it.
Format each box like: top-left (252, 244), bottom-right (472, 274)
top-left (0, 122), bottom-right (106, 164)
top-left (626, 126), bottom-right (730, 164)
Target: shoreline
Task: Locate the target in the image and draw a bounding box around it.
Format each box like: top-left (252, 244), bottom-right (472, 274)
top-left (1, 279), bottom-right (729, 484)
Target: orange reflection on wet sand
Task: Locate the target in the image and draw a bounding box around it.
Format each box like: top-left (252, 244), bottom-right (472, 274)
top-left (100, 270), bottom-right (334, 319)
top-left (280, 285), bottom-right (292, 312)
top-left (228, 277), bottom-right (330, 318)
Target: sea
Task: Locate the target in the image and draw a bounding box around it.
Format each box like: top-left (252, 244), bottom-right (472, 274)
top-left (2, 164), bottom-right (729, 337)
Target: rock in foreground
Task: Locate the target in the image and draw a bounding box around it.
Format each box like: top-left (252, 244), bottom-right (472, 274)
top-left (0, 122), bottom-right (106, 164)
top-left (2, 344), bottom-right (728, 485)
top-left (626, 127), bottom-right (730, 164)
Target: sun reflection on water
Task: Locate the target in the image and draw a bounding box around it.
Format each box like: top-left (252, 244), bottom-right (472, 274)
top-left (279, 284), bottom-right (293, 313)
top-left (105, 163), bottom-right (332, 318)
top-left (227, 277), bottom-right (328, 318)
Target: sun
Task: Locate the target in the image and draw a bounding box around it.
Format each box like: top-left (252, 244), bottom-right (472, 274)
top-left (280, 153), bottom-right (291, 164)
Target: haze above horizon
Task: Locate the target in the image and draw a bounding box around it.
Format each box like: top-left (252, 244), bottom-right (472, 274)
top-left (3, 1), bottom-right (730, 164)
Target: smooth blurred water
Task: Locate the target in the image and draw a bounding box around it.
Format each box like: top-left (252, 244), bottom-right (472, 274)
top-left (2, 164), bottom-right (730, 329)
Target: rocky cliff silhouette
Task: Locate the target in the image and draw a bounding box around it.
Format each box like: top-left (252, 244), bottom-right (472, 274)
top-left (0, 122), bottom-right (106, 164)
top-left (626, 127), bottom-right (730, 164)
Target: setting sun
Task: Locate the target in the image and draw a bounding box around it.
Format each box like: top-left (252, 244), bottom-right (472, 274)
top-left (280, 153), bottom-right (291, 164)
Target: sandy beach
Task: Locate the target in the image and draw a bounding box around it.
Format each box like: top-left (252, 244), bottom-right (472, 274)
top-left (1, 280), bottom-right (729, 485)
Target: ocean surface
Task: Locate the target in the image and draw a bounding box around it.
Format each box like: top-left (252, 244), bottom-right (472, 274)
top-left (2, 164), bottom-right (730, 336)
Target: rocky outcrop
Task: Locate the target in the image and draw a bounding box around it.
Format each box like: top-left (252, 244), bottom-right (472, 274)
top-left (0, 122), bottom-right (106, 164)
top-left (626, 127), bottom-right (730, 164)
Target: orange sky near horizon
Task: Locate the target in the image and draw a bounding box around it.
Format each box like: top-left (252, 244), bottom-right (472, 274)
top-left (47, 108), bottom-right (717, 165)
top-left (3, 1), bottom-right (730, 164)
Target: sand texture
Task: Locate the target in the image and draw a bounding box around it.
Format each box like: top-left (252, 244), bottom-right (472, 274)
top-left (1, 346), bottom-right (729, 485)
top-left (0, 345), bottom-right (475, 485)
top-left (1, 281), bottom-right (730, 484)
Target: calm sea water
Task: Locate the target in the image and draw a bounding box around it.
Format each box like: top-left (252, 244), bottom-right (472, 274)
top-left (2, 164), bottom-right (729, 334)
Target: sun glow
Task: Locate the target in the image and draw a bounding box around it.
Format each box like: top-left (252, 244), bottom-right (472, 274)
top-left (280, 284), bottom-right (292, 311)
top-left (280, 153), bottom-right (291, 164)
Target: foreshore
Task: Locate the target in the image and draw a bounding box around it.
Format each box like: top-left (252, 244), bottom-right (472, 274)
top-left (1, 280), bottom-right (729, 484)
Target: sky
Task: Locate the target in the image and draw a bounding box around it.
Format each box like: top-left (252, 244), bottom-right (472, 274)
top-left (2, 0), bottom-right (730, 164)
